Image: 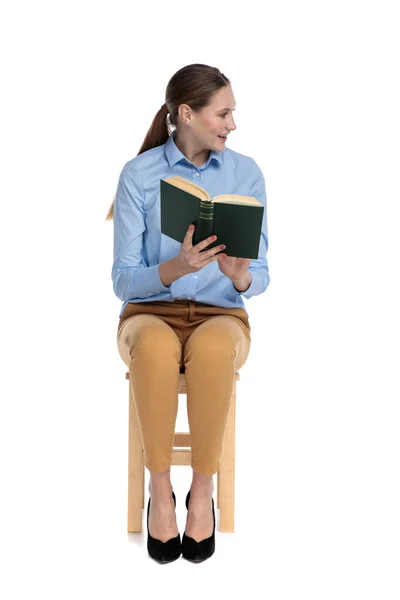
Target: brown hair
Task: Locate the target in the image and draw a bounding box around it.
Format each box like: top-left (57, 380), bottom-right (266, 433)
top-left (105, 63), bottom-right (230, 220)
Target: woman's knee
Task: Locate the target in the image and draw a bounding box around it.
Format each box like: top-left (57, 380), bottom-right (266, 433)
top-left (117, 315), bottom-right (181, 366)
top-left (185, 316), bottom-right (250, 365)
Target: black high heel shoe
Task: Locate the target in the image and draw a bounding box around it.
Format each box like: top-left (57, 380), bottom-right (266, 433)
top-left (147, 490), bottom-right (181, 563)
top-left (181, 489), bottom-right (215, 562)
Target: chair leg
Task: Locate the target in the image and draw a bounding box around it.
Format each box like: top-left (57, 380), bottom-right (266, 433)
top-left (218, 381), bottom-right (236, 532)
top-left (128, 380), bottom-right (144, 532)
top-left (142, 448), bottom-right (145, 509)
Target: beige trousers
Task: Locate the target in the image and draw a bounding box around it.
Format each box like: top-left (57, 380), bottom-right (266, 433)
top-left (116, 299), bottom-right (251, 476)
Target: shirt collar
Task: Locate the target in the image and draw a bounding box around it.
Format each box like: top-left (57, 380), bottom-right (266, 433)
top-left (165, 130), bottom-right (224, 168)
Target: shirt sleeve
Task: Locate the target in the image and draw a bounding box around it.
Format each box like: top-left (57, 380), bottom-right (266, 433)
top-left (111, 163), bottom-right (172, 301)
top-left (222, 159), bottom-right (271, 302)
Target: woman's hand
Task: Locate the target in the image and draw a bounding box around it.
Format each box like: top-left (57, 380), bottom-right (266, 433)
top-left (176, 225), bottom-right (227, 276)
top-left (216, 253), bottom-right (251, 281)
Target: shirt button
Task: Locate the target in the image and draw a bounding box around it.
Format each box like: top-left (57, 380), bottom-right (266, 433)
top-left (194, 275), bottom-right (198, 279)
top-left (195, 173), bottom-right (200, 177)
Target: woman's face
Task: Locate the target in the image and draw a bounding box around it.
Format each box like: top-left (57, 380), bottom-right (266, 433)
top-left (178, 85), bottom-right (237, 150)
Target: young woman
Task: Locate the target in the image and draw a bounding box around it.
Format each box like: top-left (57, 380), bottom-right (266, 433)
top-left (106, 63), bottom-right (270, 563)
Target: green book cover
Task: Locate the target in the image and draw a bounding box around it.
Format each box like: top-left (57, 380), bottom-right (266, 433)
top-left (160, 176), bottom-right (264, 259)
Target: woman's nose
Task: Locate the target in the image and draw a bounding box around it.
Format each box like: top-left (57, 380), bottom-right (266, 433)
top-left (229, 116), bottom-right (237, 130)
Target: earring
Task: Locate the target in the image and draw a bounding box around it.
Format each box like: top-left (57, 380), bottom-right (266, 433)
top-left (188, 122), bottom-right (192, 127)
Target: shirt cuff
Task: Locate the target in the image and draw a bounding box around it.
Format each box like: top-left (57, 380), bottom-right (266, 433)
top-left (228, 270), bottom-right (262, 300)
top-left (128, 264), bottom-right (172, 296)
top-left (218, 277), bottom-right (244, 304)
top-left (237, 270), bottom-right (259, 299)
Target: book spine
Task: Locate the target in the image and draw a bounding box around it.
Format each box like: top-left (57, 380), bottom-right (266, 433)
top-left (193, 200), bottom-right (214, 248)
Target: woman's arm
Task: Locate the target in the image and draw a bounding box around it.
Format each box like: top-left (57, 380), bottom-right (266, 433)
top-left (158, 256), bottom-right (186, 287)
top-left (112, 164), bottom-right (174, 301)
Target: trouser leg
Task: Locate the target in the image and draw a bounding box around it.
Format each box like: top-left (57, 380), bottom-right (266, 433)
top-left (117, 314), bottom-right (182, 472)
top-left (182, 315), bottom-right (251, 476)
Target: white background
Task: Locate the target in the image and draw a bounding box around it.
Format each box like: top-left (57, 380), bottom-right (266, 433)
top-left (1, 0), bottom-right (399, 597)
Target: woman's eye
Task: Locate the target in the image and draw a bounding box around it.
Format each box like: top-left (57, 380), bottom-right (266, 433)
top-left (221, 114), bottom-right (228, 118)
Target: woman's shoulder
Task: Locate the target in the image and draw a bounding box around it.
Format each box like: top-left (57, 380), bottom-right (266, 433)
top-left (224, 147), bottom-right (262, 178)
top-left (122, 144), bottom-right (165, 174)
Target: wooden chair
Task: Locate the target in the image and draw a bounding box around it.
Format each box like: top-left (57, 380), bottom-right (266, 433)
top-left (126, 367), bottom-right (240, 533)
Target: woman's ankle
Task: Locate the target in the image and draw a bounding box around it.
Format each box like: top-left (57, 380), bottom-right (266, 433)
top-left (190, 471), bottom-right (214, 497)
top-left (148, 467), bottom-right (173, 497)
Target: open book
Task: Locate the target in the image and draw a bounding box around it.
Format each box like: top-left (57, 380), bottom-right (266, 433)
top-left (160, 176), bottom-right (264, 259)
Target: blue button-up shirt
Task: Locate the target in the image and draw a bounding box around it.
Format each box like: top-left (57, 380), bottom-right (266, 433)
top-left (112, 130), bottom-right (270, 318)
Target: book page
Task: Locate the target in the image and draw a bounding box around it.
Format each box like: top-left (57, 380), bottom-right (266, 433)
top-left (164, 176), bottom-right (210, 201)
top-left (212, 195), bottom-right (262, 206)
top-left (163, 177), bottom-right (261, 206)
